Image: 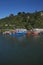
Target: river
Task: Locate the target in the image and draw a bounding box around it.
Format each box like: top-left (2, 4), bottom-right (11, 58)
top-left (0, 34), bottom-right (43, 65)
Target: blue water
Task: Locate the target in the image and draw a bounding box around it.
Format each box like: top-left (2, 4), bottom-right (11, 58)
top-left (0, 34), bottom-right (43, 65)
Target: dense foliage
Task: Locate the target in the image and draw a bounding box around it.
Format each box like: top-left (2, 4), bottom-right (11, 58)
top-left (0, 11), bottom-right (43, 29)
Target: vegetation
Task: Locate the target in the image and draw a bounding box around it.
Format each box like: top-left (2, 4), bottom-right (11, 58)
top-left (0, 11), bottom-right (43, 30)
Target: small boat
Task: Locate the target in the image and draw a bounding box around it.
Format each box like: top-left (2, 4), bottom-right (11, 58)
top-left (3, 31), bottom-right (11, 35)
top-left (40, 32), bottom-right (43, 35)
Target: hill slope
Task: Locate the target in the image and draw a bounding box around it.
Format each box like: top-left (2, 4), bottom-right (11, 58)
top-left (0, 11), bottom-right (43, 29)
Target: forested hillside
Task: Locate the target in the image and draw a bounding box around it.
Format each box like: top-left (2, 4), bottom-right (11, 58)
top-left (0, 11), bottom-right (43, 29)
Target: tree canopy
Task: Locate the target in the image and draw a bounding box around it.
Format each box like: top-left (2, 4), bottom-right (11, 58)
top-left (0, 11), bottom-right (43, 29)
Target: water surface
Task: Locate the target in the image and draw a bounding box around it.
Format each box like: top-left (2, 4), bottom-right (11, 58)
top-left (0, 34), bottom-right (43, 65)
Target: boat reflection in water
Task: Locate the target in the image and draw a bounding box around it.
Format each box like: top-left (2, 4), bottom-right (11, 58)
top-left (32, 31), bottom-right (40, 39)
top-left (26, 31), bottom-right (32, 37)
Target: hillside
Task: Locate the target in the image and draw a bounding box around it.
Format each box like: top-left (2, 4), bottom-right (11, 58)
top-left (0, 11), bottom-right (43, 29)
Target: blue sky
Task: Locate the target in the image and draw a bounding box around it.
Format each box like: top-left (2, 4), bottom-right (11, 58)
top-left (0, 0), bottom-right (43, 18)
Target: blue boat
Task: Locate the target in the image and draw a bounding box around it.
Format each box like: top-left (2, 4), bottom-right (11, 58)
top-left (40, 32), bottom-right (43, 35)
top-left (10, 32), bottom-right (27, 37)
top-left (9, 29), bottom-right (27, 37)
top-left (16, 32), bottom-right (26, 36)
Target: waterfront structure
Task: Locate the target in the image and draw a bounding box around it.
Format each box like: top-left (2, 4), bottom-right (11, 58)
top-left (32, 28), bottom-right (43, 33)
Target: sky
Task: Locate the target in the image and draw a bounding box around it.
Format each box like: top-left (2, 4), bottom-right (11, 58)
top-left (0, 0), bottom-right (43, 18)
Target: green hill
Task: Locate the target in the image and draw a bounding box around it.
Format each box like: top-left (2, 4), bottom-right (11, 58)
top-left (0, 11), bottom-right (43, 29)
